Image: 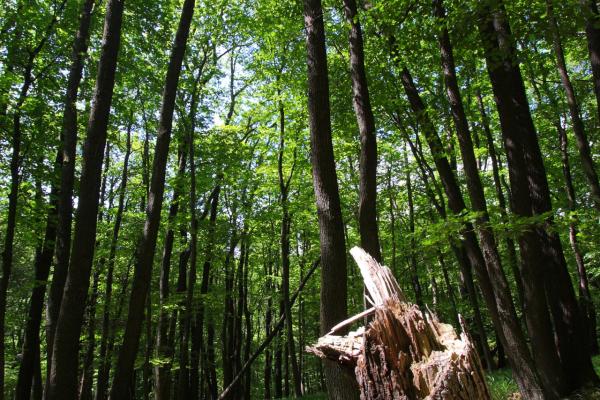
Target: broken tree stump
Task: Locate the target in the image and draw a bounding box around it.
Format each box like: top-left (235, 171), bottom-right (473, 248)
top-left (307, 247), bottom-right (491, 399)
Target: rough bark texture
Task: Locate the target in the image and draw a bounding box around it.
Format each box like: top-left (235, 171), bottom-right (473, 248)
top-left (477, 0), bottom-right (598, 393)
top-left (303, 1), bottom-right (359, 398)
top-left (46, 1), bottom-right (96, 381)
top-left (308, 247), bottom-right (491, 400)
top-left (343, 0), bottom-right (382, 262)
top-left (558, 123), bottom-right (599, 354)
top-left (108, 0), bottom-right (194, 396)
top-left (582, 0), bottom-right (600, 124)
top-left (548, 0), bottom-right (600, 211)
top-left (47, 1), bottom-right (124, 397)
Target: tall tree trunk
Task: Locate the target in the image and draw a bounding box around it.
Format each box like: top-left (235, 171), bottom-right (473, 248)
top-left (277, 101), bottom-right (302, 398)
top-left (109, 0), bottom-right (195, 396)
top-left (2, 10), bottom-right (61, 394)
top-left (46, 0), bottom-right (96, 379)
top-left (399, 119), bottom-right (488, 357)
top-left (264, 258), bottom-right (273, 400)
top-left (581, 0), bottom-right (600, 123)
top-left (399, 64), bottom-right (545, 398)
top-left (197, 178), bottom-right (221, 400)
top-left (435, 0), bottom-right (529, 373)
top-left (477, 1), bottom-right (599, 392)
top-left (79, 270), bottom-right (100, 400)
top-left (242, 247), bottom-right (252, 399)
top-left (385, 169), bottom-right (397, 274)
top-left (558, 122), bottom-right (599, 354)
top-left (154, 144), bottom-right (188, 400)
top-left (343, 0), bottom-right (381, 262)
top-left (303, 1), bottom-right (359, 398)
top-left (404, 150), bottom-right (423, 308)
top-left (47, 0), bottom-right (124, 397)
top-left (95, 122), bottom-right (132, 400)
top-left (547, 0), bottom-right (600, 211)
top-left (476, 90), bottom-right (524, 311)
top-left (16, 156), bottom-right (59, 400)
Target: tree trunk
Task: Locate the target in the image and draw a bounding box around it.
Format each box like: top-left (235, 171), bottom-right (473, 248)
top-left (95, 122), bottom-right (132, 400)
top-left (581, 0), bottom-right (600, 123)
top-left (47, 0), bottom-right (124, 397)
top-left (476, 90), bottom-right (524, 311)
top-left (404, 150), bottom-right (423, 308)
top-left (399, 63), bottom-right (545, 398)
top-left (15, 160), bottom-right (59, 400)
top-left (46, 0), bottom-right (96, 380)
top-left (477, 1), bottom-right (598, 392)
top-left (558, 122), bottom-right (599, 354)
top-left (343, 0), bottom-right (381, 262)
top-left (548, 0), bottom-right (600, 211)
top-left (264, 258), bottom-right (273, 400)
top-left (154, 144), bottom-right (188, 400)
top-left (277, 101), bottom-right (302, 398)
top-left (109, 0), bottom-right (195, 396)
top-left (303, 1), bottom-right (359, 397)
top-left (79, 270), bottom-right (100, 400)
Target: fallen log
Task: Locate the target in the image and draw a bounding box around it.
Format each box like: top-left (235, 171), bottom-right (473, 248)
top-left (307, 247), bottom-right (491, 399)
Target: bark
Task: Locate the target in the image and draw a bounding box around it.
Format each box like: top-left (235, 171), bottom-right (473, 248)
top-left (343, 0), bottom-right (382, 262)
top-left (47, 0), bottom-right (96, 374)
top-left (15, 160), bottom-right (59, 400)
top-left (79, 270), bottom-right (99, 400)
top-left (548, 0), bottom-right (600, 211)
top-left (477, 1), bottom-right (598, 392)
top-left (400, 65), bottom-right (504, 369)
top-left (222, 231), bottom-right (239, 398)
top-left (264, 258), bottom-right (273, 400)
top-left (303, 1), bottom-right (360, 397)
top-left (47, 1), bottom-right (124, 398)
top-left (197, 179), bottom-right (221, 400)
top-left (476, 90), bottom-right (524, 311)
top-left (277, 101), bottom-right (302, 398)
top-left (15, 155), bottom-right (59, 400)
top-left (435, 0), bottom-right (523, 373)
top-left (399, 119), bottom-right (488, 355)
top-left (581, 0), bottom-right (600, 123)
top-left (109, 0), bottom-right (195, 396)
top-left (399, 64), bottom-right (545, 398)
top-left (308, 248), bottom-right (491, 400)
top-left (558, 123), bottom-right (599, 354)
top-left (404, 151), bottom-right (423, 308)
top-left (242, 246), bottom-right (252, 399)
top-left (385, 169), bottom-right (397, 274)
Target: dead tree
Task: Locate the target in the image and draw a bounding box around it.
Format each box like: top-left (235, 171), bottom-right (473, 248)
top-left (307, 247), bottom-right (490, 399)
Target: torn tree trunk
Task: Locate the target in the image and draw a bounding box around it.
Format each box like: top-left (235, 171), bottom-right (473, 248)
top-left (307, 247), bottom-right (490, 399)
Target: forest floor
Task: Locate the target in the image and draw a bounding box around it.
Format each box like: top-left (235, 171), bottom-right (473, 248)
top-left (295, 355), bottom-right (600, 400)
top-left (486, 355), bottom-right (600, 399)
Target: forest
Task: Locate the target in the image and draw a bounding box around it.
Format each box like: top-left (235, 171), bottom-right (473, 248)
top-left (1, 0), bottom-right (600, 398)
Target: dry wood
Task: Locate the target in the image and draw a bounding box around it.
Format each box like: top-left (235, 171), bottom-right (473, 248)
top-left (307, 247), bottom-right (491, 399)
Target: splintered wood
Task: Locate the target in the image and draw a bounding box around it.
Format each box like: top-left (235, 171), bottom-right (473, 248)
top-left (307, 247), bottom-right (491, 400)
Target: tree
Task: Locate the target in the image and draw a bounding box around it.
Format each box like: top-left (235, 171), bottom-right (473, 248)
top-left (303, 0), bottom-right (359, 398)
top-left (46, 0), bottom-right (125, 397)
top-left (109, 0), bottom-right (196, 396)
top-left (342, 0), bottom-right (382, 262)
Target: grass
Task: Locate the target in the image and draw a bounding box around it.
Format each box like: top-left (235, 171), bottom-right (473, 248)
top-left (486, 355), bottom-right (600, 399)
